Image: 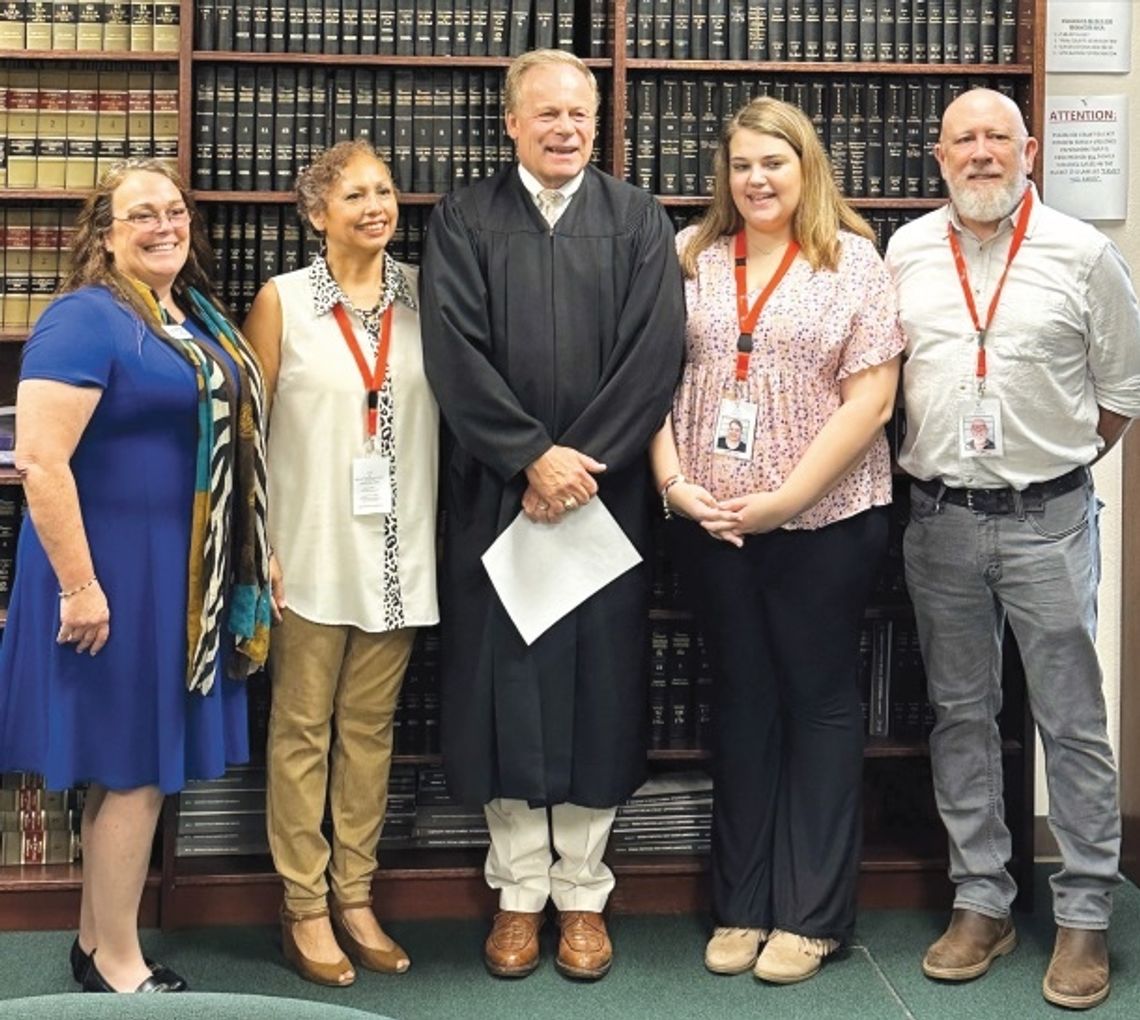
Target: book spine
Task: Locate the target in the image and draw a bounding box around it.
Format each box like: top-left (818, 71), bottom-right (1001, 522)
top-left (658, 77), bottom-right (680, 196)
top-left (786, 0), bottom-right (804, 61)
top-left (960, 0), bottom-right (979, 63)
top-left (922, 76), bottom-right (942, 196)
top-left (767, 0), bottom-right (785, 60)
top-left (839, 0), bottom-right (858, 60)
top-left (865, 75), bottom-right (884, 197)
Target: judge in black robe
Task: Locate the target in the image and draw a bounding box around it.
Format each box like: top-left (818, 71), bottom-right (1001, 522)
top-left (421, 160), bottom-right (684, 810)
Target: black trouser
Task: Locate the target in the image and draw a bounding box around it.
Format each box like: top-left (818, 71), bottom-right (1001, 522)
top-left (670, 507), bottom-right (889, 943)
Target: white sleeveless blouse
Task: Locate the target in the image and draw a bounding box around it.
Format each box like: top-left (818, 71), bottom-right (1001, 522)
top-left (267, 261), bottom-right (439, 632)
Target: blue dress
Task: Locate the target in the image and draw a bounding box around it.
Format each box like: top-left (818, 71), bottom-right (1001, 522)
top-left (0, 286), bottom-right (249, 794)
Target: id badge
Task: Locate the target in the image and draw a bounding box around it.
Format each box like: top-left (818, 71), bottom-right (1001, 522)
top-left (352, 455), bottom-right (392, 515)
top-left (713, 398), bottom-right (758, 460)
top-left (957, 397), bottom-right (1003, 458)
top-left (163, 324), bottom-right (194, 340)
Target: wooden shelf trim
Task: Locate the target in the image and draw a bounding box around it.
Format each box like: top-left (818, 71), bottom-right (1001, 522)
top-left (625, 59), bottom-right (1034, 75)
top-left (191, 51), bottom-right (613, 69)
top-left (0, 49), bottom-right (179, 62)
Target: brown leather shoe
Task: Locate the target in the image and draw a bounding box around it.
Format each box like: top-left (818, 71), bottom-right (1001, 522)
top-left (484, 910), bottom-right (544, 978)
top-left (555, 910), bottom-right (612, 980)
top-left (1043, 927), bottom-right (1110, 1010)
top-left (922, 908), bottom-right (1017, 981)
top-left (331, 900), bottom-right (410, 974)
top-left (280, 908), bottom-right (356, 987)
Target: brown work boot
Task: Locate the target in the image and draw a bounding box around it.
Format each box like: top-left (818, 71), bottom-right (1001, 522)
top-left (1043, 927), bottom-right (1110, 1010)
top-left (922, 908), bottom-right (1017, 981)
top-left (484, 910), bottom-right (544, 978)
top-left (555, 910), bottom-right (612, 980)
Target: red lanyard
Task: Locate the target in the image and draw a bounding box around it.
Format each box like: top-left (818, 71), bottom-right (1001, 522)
top-left (733, 230), bottom-right (801, 381)
top-left (332, 302), bottom-right (394, 440)
top-left (947, 186), bottom-right (1033, 392)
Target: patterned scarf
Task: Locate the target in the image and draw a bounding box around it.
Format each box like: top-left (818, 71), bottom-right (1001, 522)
top-left (130, 281), bottom-right (272, 694)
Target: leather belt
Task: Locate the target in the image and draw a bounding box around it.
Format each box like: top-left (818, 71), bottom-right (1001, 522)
top-left (913, 466), bottom-right (1088, 515)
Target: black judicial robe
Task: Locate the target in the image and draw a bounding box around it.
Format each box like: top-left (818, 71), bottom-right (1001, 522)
top-left (419, 165), bottom-right (685, 808)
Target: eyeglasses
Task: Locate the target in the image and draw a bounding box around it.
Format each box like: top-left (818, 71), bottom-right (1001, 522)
top-left (112, 206), bottom-right (192, 230)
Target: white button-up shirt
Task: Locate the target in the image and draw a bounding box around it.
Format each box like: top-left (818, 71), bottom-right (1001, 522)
top-left (885, 185), bottom-right (1140, 489)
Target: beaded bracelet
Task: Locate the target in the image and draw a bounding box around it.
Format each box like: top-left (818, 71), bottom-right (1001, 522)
top-left (659, 474), bottom-right (686, 520)
top-left (59, 577), bottom-right (97, 600)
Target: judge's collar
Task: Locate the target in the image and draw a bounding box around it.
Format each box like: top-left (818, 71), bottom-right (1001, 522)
top-left (517, 165), bottom-right (585, 202)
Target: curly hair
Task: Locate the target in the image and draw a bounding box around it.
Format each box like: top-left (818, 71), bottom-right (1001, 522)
top-left (679, 96), bottom-right (873, 277)
top-left (61, 158), bottom-right (221, 331)
top-left (295, 140), bottom-right (396, 231)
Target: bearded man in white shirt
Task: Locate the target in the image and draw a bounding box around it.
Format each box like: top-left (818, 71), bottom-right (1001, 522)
top-left (886, 88), bottom-right (1140, 1012)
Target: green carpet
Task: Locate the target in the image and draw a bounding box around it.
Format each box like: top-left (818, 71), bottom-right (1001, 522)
top-left (1, 866), bottom-right (1138, 1018)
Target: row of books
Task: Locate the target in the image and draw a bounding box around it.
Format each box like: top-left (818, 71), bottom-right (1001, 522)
top-left (0, 1), bottom-right (180, 52)
top-left (625, 73), bottom-right (1020, 198)
top-left (0, 67), bottom-right (179, 190)
top-left (623, 0), bottom-right (1026, 64)
top-left (612, 772), bottom-right (712, 856)
top-left (0, 773), bottom-right (84, 865)
top-left (192, 66), bottom-right (607, 195)
top-left (194, 0), bottom-right (591, 56)
top-left (0, 207), bottom-right (78, 332)
top-left (0, 485), bottom-right (26, 607)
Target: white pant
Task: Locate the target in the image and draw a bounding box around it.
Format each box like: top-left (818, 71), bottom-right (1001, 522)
top-left (483, 799), bottom-right (617, 912)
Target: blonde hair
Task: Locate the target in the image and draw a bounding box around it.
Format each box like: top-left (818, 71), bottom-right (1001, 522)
top-left (680, 96), bottom-right (873, 277)
top-left (504, 48), bottom-right (598, 115)
top-left (61, 158), bottom-right (220, 332)
top-left (295, 139), bottom-right (396, 230)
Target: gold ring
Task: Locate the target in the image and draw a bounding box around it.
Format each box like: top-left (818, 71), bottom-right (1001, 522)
top-left (538, 502), bottom-right (549, 511)
top-left (564, 497), bottom-right (577, 511)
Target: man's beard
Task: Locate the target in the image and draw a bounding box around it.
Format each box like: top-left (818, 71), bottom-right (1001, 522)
top-left (947, 171), bottom-right (1027, 225)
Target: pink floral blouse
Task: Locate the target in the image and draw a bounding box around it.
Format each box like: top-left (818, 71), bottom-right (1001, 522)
top-left (672, 227), bottom-right (906, 530)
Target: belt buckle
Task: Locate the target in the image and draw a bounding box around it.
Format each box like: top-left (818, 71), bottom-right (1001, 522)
top-left (966, 489), bottom-right (976, 512)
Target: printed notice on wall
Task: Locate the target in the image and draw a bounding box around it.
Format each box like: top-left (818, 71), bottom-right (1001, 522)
top-left (1044, 95), bottom-right (1128, 220)
top-left (1046, 1), bottom-right (1131, 73)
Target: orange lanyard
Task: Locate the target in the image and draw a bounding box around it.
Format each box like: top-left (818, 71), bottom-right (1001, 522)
top-left (332, 302), bottom-right (394, 440)
top-left (733, 230), bottom-right (801, 381)
top-left (947, 186), bottom-right (1033, 393)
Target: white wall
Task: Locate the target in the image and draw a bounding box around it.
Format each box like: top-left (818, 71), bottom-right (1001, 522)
top-left (1039, 7), bottom-right (1140, 815)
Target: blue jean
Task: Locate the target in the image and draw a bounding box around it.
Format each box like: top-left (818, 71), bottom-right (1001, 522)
top-left (904, 478), bottom-right (1121, 929)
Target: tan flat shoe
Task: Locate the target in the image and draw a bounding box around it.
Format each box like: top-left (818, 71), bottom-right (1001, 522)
top-left (281, 907), bottom-right (356, 987)
top-left (332, 900), bottom-right (410, 974)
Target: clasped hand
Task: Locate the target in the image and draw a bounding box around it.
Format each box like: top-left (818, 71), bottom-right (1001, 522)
top-left (521, 445), bottom-right (606, 524)
top-left (667, 485), bottom-right (787, 548)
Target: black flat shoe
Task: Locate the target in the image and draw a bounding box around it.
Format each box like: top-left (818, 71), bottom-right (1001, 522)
top-left (80, 951), bottom-right (179, 993)
top-left (70, 937), bottom-right (188, 991)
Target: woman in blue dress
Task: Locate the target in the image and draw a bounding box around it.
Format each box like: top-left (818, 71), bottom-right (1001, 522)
top-left (0, 158), bottom-right (271, 993)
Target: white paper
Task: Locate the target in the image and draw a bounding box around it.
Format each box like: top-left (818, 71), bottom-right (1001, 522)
top-left (481, 498), bottom-right (643, 646)
top-left (1044, 94), bottom-right (1128, 220)
top-left (1047, 1), bottom-right (1132, 73)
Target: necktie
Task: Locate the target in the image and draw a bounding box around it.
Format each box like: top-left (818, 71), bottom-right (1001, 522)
top-left (536, 188), bottom-right (565, 227)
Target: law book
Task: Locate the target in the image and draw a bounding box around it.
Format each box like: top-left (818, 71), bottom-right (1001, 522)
top-left (430, 68), bottom-right (451, 192)
top-left (911, 0), bottom-right (926, 60)
top-left (345, 66), bottom-right (371, 145)
top-left (310, 66), bottom-right (329, 154)
top-left (212, 64), bottom-right (235, 190)
top-left (828, 78), bottom-right (848, 196)
top-left (465, 68), bottom-right (484, 183)
top-left (865, 75), bottom-right (884, 196)
top-left (767, 0), bottom-right (785, 60)
top-left (667, 626), bottom-right (694, 748)
top-left (36, 70), bottom-right (67, 189)
top-left (486, 0), bottom-right (507, 56)
top-left (555, 0), bottom-right (573, 48)
top-left (452, 0), bottom-right (469, 53)
top-left (902, 76), bottom-right (922, 196)
top-left (268, 0), bottom-right (287, 51)
top-left (303, 0), bottom-right (322, 53)
top-left (690, 0), bottom-right (708, 58)
top-left (216, 0), bottom-right (235, 48)
top-left (893, 0), bottom-right (912, 60)
top-left (340, 0), bottom-right (360, 53)
top-left (883, 77), bottom-right (904, 197)
top-left (240, 210), bottom-right (258, 313)
top-left (804, 0), bottom-right (823, 59)
top-left (50, 1), bottom-right (78, 48)
top-left (0, 3), bottom-right (26, 48)
top-left (2, 209), bottom-right (31, 328)
top-left (482, 71), bottom-right (502, 180)
top-left (587, 0), bottom-right (605, 55)
top-left (978, 0), bottom-right (995, 62)
top-left (252, 65), bottom-right (275, 192)
top-left (533, 0), bottom-right (553, 48)
top-left (996, 0), bottom-right (1014, 63)
top-left (6, 73), bottom-right (36, 189)
top-left (959, 0), bottom-right (978, 62)
top-left (155, 0), bottom-right (181, 51)
top-left (27, 208), bottom-right (57, 327)
top-left (375, 1), bottom-right (395, 51)
top-left (868, 619), bottom-right (892, 737)
top-left (413, 0), bottom-right (432, 55)
top-left (736, 0), bottom-right (761, 59)
top-left (1015, 0), bottom-right (1031, 63)
top-left (839, 0), bottom-right (858, 59)
top-left (805, 76), bottom-right (827, 147)
top-left (820, 0), bottom-right (839, 59)
top-left (921, 76), bottom-right (942, 196)
top-left (847, 78), bottom-right (866, 197)
top-left (857, 0), bottom-right (875, 61)
top-left (707, 0), bottom-right (727, 59)
top-left (233, 0), bottom-right (252, 51)
top-left (679, 78), bottom-right (699, 196)
top-left (130, 0), bottom-right (153, 49)
top-left (330, 66), bottom-right (352, 143)
top-left (126, 68), bottom-right (152, 159)
top-left (633, 75), bottom-right (657, 193)
top-left (284, 0), bottom-right (303, 50)
top-left (76, 0), bottom-right (103, 49)
top-left (292, 66), bottom-right (312, 180)
top-left (648, 624), bottom-right (668, 750)
top-left (233, 65), bottom-right (255, 191)
top-left (507, 0), bottom-right (529, 54)
top-left (657, 77), bottom-right (681, 197)
top-left (450, 69), bottom-right (468, 191)
top-left (926, 0), bottom-right (942, 62)
top-left (396, 1), bottom-right (416, 55)
top-left (96, 69), bottom-right (128, 177)
top-left (100, 0), bottom-right (128, 49)
top-left (193, 66), bottom-right (215, 189)
top-left (2, 829), bottom-right (76, 865)
top-left (411, 70), bottom-right (432, 193)
top-left (942, 0), bottom-right (958, 62)
top-left (725, 0), bottom-right (745, 59)
top-left (786, 0), bottom-right (803, 60)
top-left (194, 0), bottom-right (215, 48)
top-left (875, 0), bottom-right (893, 60)
top-left (468, 0), bottom-right (487, 55)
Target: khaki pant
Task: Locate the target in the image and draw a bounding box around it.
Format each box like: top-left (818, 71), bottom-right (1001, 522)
top-left (266, 608), bottom-right (415, 915)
